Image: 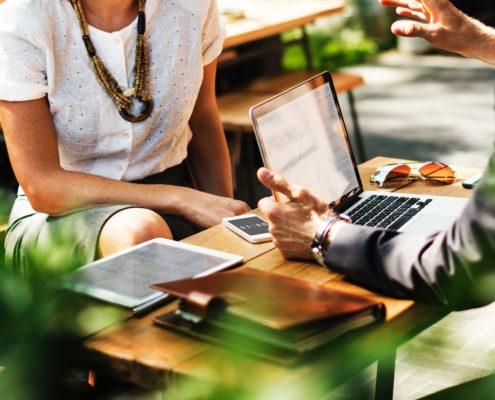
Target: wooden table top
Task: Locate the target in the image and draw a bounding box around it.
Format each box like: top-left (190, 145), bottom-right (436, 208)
top-left (222, 0), bottom-right (346, 49)
top-left (84, 156), bottom-right (478, 392)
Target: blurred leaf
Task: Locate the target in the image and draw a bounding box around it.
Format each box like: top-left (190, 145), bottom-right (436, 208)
top-left (282, 0), bottom-right (395, 72)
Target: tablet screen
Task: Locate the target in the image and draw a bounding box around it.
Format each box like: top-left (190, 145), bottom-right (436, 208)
top-left (59, 239), bottom-right (243, 309)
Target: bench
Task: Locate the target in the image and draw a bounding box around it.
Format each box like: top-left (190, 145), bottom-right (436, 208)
top-left (218, 70), bottom-right (364, 136)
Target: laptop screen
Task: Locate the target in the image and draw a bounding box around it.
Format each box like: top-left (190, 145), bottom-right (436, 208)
top-left (251, 72), bottom-right (362, 206)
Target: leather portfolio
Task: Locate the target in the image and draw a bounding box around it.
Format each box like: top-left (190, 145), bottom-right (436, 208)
top-left (152, 268), bottom-right (385, 362)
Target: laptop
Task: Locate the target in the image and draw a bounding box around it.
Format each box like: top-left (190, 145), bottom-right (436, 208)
top-left (250, 71), bottom-right (468, 233)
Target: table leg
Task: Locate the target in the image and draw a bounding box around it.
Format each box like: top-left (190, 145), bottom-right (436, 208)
top-left (301, 26), bottom-right (314, 71)
top-left (375, 350), bottom-right (396, 400)
top-left (347, 91), bottom-right (366, 162)
top-left (246, 133), bottom-right (258, 207)
top-left (227, 130), bottom-right (243, 194)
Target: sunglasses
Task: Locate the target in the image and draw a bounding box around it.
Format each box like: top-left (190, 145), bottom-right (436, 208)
top-left (370, 161), bottom-right (457, 188)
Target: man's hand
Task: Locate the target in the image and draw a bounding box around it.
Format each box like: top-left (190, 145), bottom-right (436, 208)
top-left (257, 167), bottom-right (330, 259)
top-left (378, 0), bottom-right (495, 64)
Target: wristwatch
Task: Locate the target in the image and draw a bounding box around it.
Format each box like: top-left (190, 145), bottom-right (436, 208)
top-left (310, 213), bottom-right (352, 266)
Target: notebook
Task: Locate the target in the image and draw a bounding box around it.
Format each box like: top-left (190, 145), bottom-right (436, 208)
top-left (250, 71), bottom-right (468, 233)
top-left (152, 268), bottom-right (385, 363)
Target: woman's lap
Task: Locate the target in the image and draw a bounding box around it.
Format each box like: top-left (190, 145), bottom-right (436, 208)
top-left (5, 201), bottom-right (201, 272)
top-left (4, 163), bottom-right (202, 271)
top-left (5, 202), bottom-right (136, 271)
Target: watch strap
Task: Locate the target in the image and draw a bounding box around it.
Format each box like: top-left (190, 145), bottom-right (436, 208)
top-left (311, 213), bottom-right (351, 266)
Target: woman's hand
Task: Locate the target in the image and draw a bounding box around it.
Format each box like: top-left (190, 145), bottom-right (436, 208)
top-left (178, 188), bottom-right (250, 228)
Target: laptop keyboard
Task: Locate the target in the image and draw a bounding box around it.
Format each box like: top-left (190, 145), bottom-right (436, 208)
top-left (346, 195), bottom-right (433, 231)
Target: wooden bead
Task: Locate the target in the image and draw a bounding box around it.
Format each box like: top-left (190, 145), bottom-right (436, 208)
top-left (69, 0), bottom-right (152, 122)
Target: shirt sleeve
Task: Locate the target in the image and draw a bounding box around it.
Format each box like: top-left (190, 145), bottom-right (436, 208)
top-left (0, 10), bottom-right (48, 101)
top-left (201, 0), bottom-right (226, 66)
top-left (324, 153), bottom-right (495, 310)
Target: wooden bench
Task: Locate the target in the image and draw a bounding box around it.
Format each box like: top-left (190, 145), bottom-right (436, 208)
top-left (218, 70), bottom-right (364, 135)
top-left (217, 70), bottom-right (365, 203)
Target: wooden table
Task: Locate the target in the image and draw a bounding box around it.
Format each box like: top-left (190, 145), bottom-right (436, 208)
top-left (85, 157), bottom-right (478, 398)
top-left (222, 0), bottom-right (346, 49)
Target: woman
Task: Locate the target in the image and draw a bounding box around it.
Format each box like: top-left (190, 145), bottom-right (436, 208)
top-left (0, 0), bottom-right (249, 268)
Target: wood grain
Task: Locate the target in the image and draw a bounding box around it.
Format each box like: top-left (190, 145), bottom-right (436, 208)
top-left (361, 156), bottom-right (478, 197)
top-left (245, 71), bottom-right (364, 95)
top-left (182, 210), bottom-right (275, 261)
top-left (223, 0), bottom-right (345, 49)
top-left (217, 72), bottom-right (364, 132)
top-left (84, 159), bottom-right (479, 390)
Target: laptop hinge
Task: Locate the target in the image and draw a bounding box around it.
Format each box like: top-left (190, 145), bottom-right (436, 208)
top-left (334, 195), bottom-right (362, 213)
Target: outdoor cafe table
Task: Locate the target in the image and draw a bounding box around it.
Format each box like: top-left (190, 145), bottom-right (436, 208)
top-left (84, 156), bottom-right (479, 399)
top-left (221, 0), bottom-right (346, 49)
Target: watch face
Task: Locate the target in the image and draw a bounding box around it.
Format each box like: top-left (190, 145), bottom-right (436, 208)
top-left (311, 245), bottom-right (325, 265)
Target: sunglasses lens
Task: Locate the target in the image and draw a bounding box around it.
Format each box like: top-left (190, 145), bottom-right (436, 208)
top-left (419, 162), bottom-right (456, 184)
top-left (385, 165), bottom-right (411, 182)
top-left (372, 164), bottom-right (410, 186)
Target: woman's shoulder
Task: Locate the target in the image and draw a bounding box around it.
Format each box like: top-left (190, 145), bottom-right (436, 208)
top-left (0, 0), bottom-right (50, 18)
top-left (0, 0), bottom-right (66, 46)
top-left (0, 0), bottom-right (53, 37)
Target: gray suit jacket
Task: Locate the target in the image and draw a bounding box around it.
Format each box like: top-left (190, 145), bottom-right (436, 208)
top-left (324, 154), bottom-right (495, 309)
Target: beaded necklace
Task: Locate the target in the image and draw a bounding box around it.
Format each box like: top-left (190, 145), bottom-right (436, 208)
top-left (69, 0), bottom-right (153, 123)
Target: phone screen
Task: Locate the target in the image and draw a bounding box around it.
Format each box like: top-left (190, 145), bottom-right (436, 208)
top-left (228, 216), bottom-right (269, 236)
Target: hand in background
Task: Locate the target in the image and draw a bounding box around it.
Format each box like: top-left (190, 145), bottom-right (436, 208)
top-left (257, 167), bottom-right (331, 259)
top-left (378, 0), bottom-right (494, 63)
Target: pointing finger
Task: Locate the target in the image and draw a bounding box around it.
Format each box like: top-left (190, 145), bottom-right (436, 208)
top-left (257, 167), bottom-right (298, 201)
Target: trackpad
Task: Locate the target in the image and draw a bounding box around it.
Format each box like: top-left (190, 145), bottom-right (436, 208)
top-left (404, 214), bottom-right (456, 234)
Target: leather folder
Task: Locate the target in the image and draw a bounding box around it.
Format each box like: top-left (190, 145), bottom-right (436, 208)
top-left (152, 268), bottom-right (385, 362)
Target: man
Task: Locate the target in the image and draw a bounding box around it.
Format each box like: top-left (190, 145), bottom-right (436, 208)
top-left (258, 0), bottom-right (495, 309)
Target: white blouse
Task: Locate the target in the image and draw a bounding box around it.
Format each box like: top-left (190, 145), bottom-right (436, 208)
top-left (0, 0), bottom-right (225, 181)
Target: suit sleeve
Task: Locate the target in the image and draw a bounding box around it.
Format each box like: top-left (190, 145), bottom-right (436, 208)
top-left (324, 154), bottom-right (495, 309)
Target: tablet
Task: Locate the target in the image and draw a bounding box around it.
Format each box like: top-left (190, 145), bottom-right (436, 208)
top-left (58, 238), bottom-right (244, 313)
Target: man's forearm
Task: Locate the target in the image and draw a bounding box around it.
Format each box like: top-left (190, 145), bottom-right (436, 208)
top-left (379, 0), bottom-right (495, 68)
top-left (468, 20), bottom-right (495, 67)
top-left (324, 156), bottom-right (495, 309)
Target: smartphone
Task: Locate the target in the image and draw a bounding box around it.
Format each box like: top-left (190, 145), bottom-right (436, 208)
top-left (222, 214), bottom-right (272, 243)
top-left (462, 172), bottom-right (483, 189)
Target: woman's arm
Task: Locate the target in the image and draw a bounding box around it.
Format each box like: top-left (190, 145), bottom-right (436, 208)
top-left (0, 97), bottom-right (248, 227)
top-left (187, 60), bottom-right (234, 198)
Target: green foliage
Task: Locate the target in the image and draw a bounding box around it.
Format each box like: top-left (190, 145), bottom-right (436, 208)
top-left (282, 0), bottom-right (395, 72)
top-left (0, 187), bottom-right (15, 224)
top-left (346, 0), bottom-right (397, 50)
top-left (0, 192), bottom-right (121, 399)
top-left (283, 29), bottom-right (378, 71)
